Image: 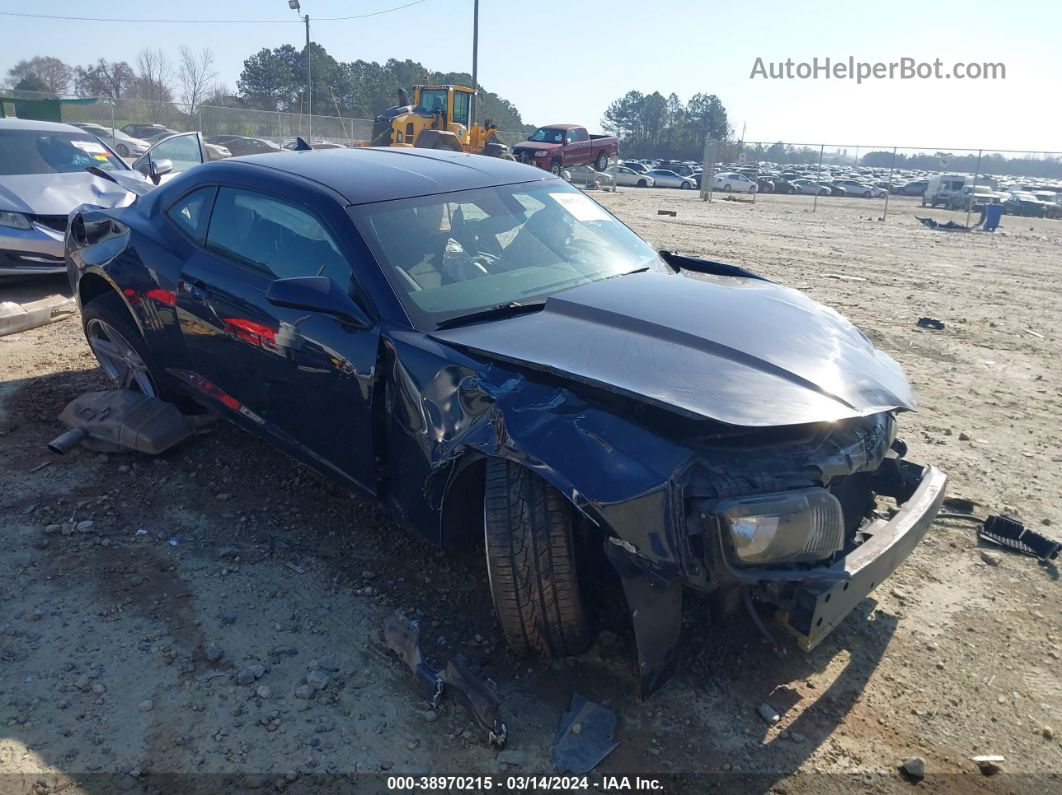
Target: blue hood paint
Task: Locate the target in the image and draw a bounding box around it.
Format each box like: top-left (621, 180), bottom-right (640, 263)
top-left (432, 271), bottom-right (915, 427)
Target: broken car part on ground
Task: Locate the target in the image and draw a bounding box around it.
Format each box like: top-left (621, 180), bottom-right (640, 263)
top-left (48, 389), bottom-right (215, 455)
top-left (64, 147), bottom-right (947, 697)
top-left (383, 615), bottom-right (507, 749)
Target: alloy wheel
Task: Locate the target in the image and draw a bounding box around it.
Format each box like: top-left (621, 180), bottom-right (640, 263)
top-left (85, 319), bottom-right (157, 398)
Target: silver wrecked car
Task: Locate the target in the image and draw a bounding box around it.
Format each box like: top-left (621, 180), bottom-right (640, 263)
top-left (0, 118), bottom-right (150, 276)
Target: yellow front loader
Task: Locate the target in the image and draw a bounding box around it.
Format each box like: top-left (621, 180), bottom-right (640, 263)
top-left (368, 84), bottom-right (513, 158)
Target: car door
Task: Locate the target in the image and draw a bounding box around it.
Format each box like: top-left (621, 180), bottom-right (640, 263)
top-left (132, 132), bottom-right (208, 184)
top-left (566, 128), bottom-right (591, 166)
top-left (173, 184), bottom-right (380, 494)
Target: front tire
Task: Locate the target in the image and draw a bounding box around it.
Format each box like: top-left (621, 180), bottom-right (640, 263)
top-left (483, 458), bottom-right (589, 658)
top-left (550, 160), bottom-right (562, 176)
top-left (680, 181), bottom-right (691, 190)
top-left (722, 184), bottom-right (732, 192)
top-left (637, 179), bottom-right (647, 188)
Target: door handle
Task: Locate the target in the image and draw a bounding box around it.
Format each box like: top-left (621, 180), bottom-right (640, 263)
top-left (180, 278), bottom-right (208, 301)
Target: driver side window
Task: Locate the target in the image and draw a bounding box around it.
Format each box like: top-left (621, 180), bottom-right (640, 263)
top-left (205, 188), bottom-right (351, 286)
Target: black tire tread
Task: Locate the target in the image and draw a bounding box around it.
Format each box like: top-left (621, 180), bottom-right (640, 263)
top-left (484, 459), bottom-right (588, 658)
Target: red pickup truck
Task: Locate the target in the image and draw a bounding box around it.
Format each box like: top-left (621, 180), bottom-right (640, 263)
top-left (511, 125), bottom-right (620, 175)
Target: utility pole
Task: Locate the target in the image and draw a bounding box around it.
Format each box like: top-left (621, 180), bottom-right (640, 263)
top-left (470, 0), bottom-right (479, 126)
top-left (289, 1), bottom-right (311, 140)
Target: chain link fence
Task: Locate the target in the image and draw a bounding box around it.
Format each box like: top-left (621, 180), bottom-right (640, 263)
top-left (1, 88), bottom-right (526, 153)
top-left (59, 97), bottom-right (373, 147)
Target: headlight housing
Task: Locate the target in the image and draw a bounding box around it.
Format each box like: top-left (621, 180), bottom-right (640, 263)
top-left (0, 211), bottom-right (32, 230)
top-left (717, 488), bottom-right (844, 565)
top-left (535, 150), bottom-right (551, 158)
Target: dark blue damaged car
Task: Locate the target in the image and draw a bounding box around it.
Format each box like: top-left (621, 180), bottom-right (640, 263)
top-left (65, 148), bottom-right (947, 695)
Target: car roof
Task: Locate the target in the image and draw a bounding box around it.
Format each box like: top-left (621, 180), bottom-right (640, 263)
top-left (0, 117), bottom-right (86, 134)
top-left (227, 147), bottom-right (554, 205)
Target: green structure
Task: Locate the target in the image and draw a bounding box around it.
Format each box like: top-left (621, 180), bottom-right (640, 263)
top-left (0, 93), bottom-right (98, 122)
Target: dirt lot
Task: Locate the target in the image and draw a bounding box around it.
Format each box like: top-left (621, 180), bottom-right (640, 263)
top-left (1, 191), bottom-right (1060, 793)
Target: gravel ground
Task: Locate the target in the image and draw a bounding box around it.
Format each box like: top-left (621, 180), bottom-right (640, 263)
top-left (0, 190), bottom-right (1060, 794)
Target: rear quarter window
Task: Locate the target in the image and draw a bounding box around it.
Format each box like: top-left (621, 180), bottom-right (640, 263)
top-left (167, 187), bottom-right (216, 244)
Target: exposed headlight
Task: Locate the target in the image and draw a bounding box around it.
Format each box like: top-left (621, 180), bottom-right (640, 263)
top-left (0, 211), bottom-right (32, 230)
top-left (718, 488), bottom-right (844, 565)
top-left (534, 150), bottom-right (550, 158)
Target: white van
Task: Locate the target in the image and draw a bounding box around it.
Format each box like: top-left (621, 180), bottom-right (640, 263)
top-left (923, 174), bottom-right (968, 208)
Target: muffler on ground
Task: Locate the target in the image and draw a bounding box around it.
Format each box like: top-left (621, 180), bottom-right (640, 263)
top-left (48, 390), bottom-right (214, 455)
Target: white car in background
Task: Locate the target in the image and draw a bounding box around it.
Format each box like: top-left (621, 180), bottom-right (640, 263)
top-left (561, 164), bottom-right (613, 189)
top-left (71, 122), bottom-right (150, 158)
top-left (645, 169), bottom-right (696, 189)
top-left (833, 179), bottom-right (886, 198)
top-left (711, 172), bottom-right (758, 193)
top-left (614, 166), bottom-right (654, 187)
top-left (788, 179), bottom-right (830, 196)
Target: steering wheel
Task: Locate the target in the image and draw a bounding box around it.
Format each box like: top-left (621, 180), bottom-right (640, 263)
top-left (443, 248), bottom-right (501, 282)
top-left (565, 238), bottom-right (599, 266)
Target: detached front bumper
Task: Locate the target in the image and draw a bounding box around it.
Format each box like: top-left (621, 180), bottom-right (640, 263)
top-left (781, 464), bottom-right (947, 650)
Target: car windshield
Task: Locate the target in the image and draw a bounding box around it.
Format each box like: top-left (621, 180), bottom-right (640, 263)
top-left (0, 129), bottom-right (127, 175)
top-left (528, 127), bottom-right (565, 143)
top-left (350, 180), bottom-right (667, 329)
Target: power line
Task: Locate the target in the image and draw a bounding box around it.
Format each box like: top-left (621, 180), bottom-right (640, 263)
top-left (0, 0), bottom-right (429, 24)
top-left (320, 0), bottom-right (429, 21)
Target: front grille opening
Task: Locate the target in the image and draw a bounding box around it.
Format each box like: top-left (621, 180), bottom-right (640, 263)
top-left (30, 215), bottom-right (68, 233)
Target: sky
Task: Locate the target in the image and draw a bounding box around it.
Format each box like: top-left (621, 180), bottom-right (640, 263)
top-left (1, 0), bottom-right (1059, 152)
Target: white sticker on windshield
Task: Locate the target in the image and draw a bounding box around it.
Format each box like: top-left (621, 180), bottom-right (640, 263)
top-left (71, 139), bottom-right (108, 154)
top-left (549, 192), bottom-right (610, 222)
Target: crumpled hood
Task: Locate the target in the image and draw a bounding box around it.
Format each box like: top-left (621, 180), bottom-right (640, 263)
top-left (0, 171), bottom-right (148, 215)
top-left (430, 271), bottom-right (916, 427)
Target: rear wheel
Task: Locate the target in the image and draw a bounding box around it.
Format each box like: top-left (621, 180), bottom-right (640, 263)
top-left (594, 151), bottom-right (609, 172)
top-left (483, 458), bottom-right (589, 657)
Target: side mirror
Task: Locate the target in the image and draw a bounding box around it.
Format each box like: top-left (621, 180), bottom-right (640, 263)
top-left (265, 276), bottom-right (371, 329)
top-left (149, 158), bottom-right (173, 184)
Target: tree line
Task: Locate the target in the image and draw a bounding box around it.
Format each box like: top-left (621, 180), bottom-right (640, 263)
top-left (737, 143), bottom-right (1062, 179)
top-left (601, 90), bottom-right (730, 161)
top-left (236, 44), bottom-right (531, 135)
top-left (5, 47), bottom-right (534, 136)
top-left (6, 51), bottom-right (223, 115)
top-left (860, 150), bottom-right (1062, 180)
